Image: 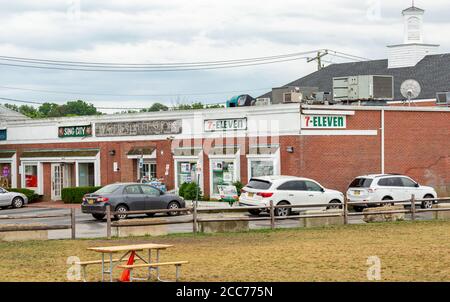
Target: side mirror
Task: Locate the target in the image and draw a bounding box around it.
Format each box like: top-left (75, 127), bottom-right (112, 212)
top-left (415, 183), bottom-right (420, 187)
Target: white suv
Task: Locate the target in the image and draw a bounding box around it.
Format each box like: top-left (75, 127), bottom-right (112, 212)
top-left (347, 174), bottom-right (437, 211)
top-left (239, 176), bottom-right (344, 217)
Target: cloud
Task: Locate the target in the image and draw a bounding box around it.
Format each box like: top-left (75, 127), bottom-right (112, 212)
top-left (0, 0), bottom-right (448, 113)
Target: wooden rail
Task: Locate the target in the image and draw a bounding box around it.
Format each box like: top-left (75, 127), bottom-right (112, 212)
top-left (0, 208), bottom-right (77, 239)
top-left (104, 194), bottom-right (450, 238)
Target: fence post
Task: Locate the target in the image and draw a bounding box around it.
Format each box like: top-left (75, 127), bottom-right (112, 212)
top-left (70, 208), bottom-right (76, 240)
top-left (193, 201), bottom-right (198, 234)
top-left (106, 205), bottom-right (112, 239)
top-left (343, 197), bottom-right (349, 225)
top-left (411, 194), bottom-right (416, 222)
top-left (270, 200), bottom-right (275, 230)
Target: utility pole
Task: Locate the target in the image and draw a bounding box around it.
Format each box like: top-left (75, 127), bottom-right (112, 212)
top-left (307, 50), bottom-right (328, 71)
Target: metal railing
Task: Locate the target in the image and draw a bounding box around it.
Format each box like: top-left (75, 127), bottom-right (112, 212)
top-left (104, 195), bottom-right (450, 239)
top-left (0, 208), bottom-right (77, 239)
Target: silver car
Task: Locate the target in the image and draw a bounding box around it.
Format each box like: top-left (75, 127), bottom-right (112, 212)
top-left (0, 187), bottom-right (28, 209)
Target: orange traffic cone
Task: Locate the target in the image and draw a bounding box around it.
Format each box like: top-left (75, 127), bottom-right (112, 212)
top-left (119, 251), bottom-right (136, 282)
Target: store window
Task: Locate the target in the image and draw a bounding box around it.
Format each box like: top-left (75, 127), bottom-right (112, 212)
top-left (24, 164), bottom-right (38, 190)
top-left (78, 163), bottom-right (95, 187)
top-left (250, 160), bottom-right (274, 178)
top-left (212, 160), bottom-right (235, 195)
top-left (0, 163), bottom-right (12, 188)
top-left (177, 162), bottom-right (197, 186)
top-left (141, 162), bottom-right (157, 180)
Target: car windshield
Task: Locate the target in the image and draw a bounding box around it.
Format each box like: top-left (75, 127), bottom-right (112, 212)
top-left (349, 178), bottom-right (373, 188)
top-left (246, 179), bottom-right (272, 190)
top-left (94, 184), bottom-right (121, 194)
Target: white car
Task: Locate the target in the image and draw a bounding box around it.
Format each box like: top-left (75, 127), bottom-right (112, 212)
top-left (239, 176), bottom-right (344, 217)
top-left (346, 174), bottom-right (437, 212)
top-left (0, 187), bottom-right (28, 209)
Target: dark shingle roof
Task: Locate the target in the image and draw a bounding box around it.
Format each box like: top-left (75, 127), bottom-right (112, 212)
top-left (260, 53), bottom-right (450, 101)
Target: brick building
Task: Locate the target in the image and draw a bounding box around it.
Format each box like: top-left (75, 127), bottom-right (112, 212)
top-left (1, 104), bottom-right (449, 201)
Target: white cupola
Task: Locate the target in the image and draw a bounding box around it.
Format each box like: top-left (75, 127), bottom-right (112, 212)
top-left (387, 3), bottom-right (439, 69)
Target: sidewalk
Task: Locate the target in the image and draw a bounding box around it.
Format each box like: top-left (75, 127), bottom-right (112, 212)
top-left (27, 200), bottom-right (80, 209)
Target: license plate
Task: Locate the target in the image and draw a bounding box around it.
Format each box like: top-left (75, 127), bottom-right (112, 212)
top-left (354, 191), bottom-right (360, 196)
top-left (247, 192), bottom-right (254, 198)
top-left (88, 199), bottom-right (95, 205)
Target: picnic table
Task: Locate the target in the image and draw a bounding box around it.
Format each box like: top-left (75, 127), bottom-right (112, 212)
top-left (87, 243), bottom-right (173, 282)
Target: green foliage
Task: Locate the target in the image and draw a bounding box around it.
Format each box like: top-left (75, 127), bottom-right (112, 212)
top-left (233, 181), bottom-right (245, 196)
top-left (61, 186), bottom-right (102, 204)
top-left (178, 182), bottom-right (203, 201)
top-left (8, 188), bottom-right (41, 203)
top-left (141, 103), bottom-right (169, 112)
top-left (4, 100), bottom-right (101, 119)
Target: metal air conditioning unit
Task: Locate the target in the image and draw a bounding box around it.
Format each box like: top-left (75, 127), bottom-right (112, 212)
top-left (271, 86), bottom-right (318, 104)
top-left (254, 98), bottom-right (271, 106)
top-left (436, 92), bottom-right (450, 106)
top-left (333, 75), bottom-right (394, 101)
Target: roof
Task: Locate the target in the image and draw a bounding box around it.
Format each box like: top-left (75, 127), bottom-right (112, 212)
top-left (260, 53), bottom-right (450, 101)
top-left (402, 6), bottom-right (425, 14)
top-left (0, 105), bottom-right (30, 122)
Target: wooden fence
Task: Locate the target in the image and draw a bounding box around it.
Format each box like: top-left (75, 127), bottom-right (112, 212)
top-left (105, 195), bottom-right (450, 239)
top-left (0, 208), bottom-right (77, 239)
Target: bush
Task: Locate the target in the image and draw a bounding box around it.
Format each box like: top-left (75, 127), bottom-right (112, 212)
top-left (178, 182), bottom-right (203, 201)
top-left (8, 188), bottom-right (41, 203)
top-left (233, 181), bottom-right (245, 196)
top-left (61, 186), bottom-right (102, 204)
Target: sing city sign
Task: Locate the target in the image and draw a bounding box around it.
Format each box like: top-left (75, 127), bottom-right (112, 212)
top-left (301, 115), bottom-right (346, 129)
top-left (204, 118), bottom-right (247, 132)
top-left (58, 125), bottom-right (93, 138)
top-left (95, 120), bottom-right (182, 137)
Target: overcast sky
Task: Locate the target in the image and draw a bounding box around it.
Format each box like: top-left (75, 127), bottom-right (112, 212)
top-left (0, 0), bottom-right (449, 113)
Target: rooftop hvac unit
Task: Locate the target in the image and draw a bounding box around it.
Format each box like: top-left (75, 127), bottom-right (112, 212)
top-left (333, 75), bottom-right (394, 101)
top-left (254, 98), bottom-right (271, 106)
top-left (271, 86), bottom-right (318, 104)
top-left (436, 92), bottom-right (450, 106)
top-left (283, 91), bottom-right (303, 103)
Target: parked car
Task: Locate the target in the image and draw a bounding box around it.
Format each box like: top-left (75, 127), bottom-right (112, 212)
top-left (238, 176), bottom-right (344, 217)
top-left (81, 183), bottom-right (185, 220)
top-left (346, 174), bottom-right (437, 212)
top-left (0, 187), bottom-right (28, 209)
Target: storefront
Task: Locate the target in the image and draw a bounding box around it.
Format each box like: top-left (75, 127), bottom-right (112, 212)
top-left (0, 150), bottom-right (16, 188)
top-left (19, 149), bottom-right (100, 200)
top-left (127, 147), bottom-right (157, 181)
top-left (208, 146), bottom-right (240, 198)
top-left (173, 147), bottom-right (203, 192)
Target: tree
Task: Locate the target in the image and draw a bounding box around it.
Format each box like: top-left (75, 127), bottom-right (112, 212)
top-left (141, 103), bottom-right (169, 112)
top-left (59, 100), bottom-right (99, 116)
top-left (38, 102), bottom-right (60, 117)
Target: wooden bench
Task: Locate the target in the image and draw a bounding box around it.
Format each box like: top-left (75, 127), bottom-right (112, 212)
top-left (75, 259), bottom-right (128, 282)
top-left (118, 261), bottom-right (189, 282)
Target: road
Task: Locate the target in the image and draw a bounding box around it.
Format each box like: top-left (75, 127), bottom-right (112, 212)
top-left (0, 206), bottom-right (434, 240)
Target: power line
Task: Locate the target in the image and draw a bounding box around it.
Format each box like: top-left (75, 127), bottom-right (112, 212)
top-left (0, 85), bottom-right (271, 97)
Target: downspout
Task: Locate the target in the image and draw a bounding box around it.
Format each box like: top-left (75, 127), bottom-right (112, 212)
top-left (381, 109), bottom-right (385, 174)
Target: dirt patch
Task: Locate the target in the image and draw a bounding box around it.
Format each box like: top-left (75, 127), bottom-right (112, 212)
top-left (0, 221), bottom-right (449, 282)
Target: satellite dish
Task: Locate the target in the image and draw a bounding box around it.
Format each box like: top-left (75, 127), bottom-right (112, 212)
top-left (401, 79), bottom-right (421, 101)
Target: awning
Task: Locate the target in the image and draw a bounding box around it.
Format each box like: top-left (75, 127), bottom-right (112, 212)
top-left (173, 147), bottom-right (202, 157)
top-left (248, 145), bottom-right (279, 155)
top-left (21, 149), bottom-right (99, 158)
top-left (0, 151), bottom-right (15, 159)
top-left (209, 146), bottom-right (239, 156)
top-left (127, 147), bottom-right (156, 159)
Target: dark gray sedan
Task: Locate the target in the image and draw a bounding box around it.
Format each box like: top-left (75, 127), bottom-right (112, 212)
top-left (81, 183), bottom-right (185, 220)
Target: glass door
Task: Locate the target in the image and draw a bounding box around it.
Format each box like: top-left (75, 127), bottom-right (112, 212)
top-left (51, 164), bottom-right (64, 200)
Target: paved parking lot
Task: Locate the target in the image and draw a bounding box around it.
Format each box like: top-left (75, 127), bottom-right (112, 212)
top-left (0, 205), bottom-right (434, 240)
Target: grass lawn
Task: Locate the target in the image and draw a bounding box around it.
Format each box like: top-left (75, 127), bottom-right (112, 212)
top-left (0, 220), bottom-right (449, 282)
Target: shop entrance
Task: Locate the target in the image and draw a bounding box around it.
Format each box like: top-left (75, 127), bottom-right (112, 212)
top-left (51, 163), bottom-right (75, 200)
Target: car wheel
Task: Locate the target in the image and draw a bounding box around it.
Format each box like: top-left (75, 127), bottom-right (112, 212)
top-left (92, 213), bottom-right (105, 220)
top-left (275, 201), bottom-right (291, 217)
top-left (167, 201), bottom-right (180, 216)
top-left (248, 210), bottom-right (261, 216)
top-left (327, 199), bottom-right (342, 210)
top-left (382, 196), bottom-right (394, 206)
top-left (114, 205), bottom-right (129, 220)
top-left (421, 195), bottom-right (434, 209)
top-left (353, 206), bottom-right (365, 212)
top-left (12, 197), bottom-right (24, 209)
